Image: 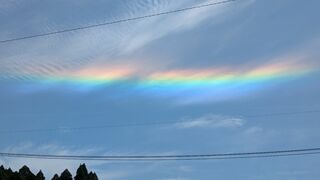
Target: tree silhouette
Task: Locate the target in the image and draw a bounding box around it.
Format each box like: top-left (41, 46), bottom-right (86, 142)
top-left (0, 164), bottom-right (99, 180)
top-left (19, 165), bottom-right (36, 180)
top-left (0, 165), bottom-right (9, 179)
top-left (59, 169), bottom-right (72, 180)
top-left (75, 164), bottom-right (98, 180)
top-left (87, 172), bottom-right (98, 180)
top-left (35, 171), bottom-right (45, 180)
top-left (75, 164), bottom-right (88, 180)
top-left (52, 174), bottom-right (60, 180)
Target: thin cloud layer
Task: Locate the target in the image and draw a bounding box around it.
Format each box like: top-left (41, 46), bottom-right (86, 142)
top-left (1, 56), bottom-right (315, 104)
top-left (3, 0), bottom-right (318, 105)
top-left (0, 0), bottom-right (252, 81)
top-left (176, 114), bottom-right (245, 129)
top-left (1, 1), bottom-right (320, 180)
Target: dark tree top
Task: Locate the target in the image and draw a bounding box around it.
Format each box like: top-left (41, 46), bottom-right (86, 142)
top-left (88, 172), bottom-right (99, 180)
top-left (19, 165), bottom-right (32, 176)
top-left (60, 169), bottom-right (72, 180)
top-left (0, 164), bottom-right (99, 180)
top-left (75, 163), bottom-right (88, 180)
top-left (52, 174), bottom-right (60, 180)
top-left (35, 170), bottom-right (45, 180)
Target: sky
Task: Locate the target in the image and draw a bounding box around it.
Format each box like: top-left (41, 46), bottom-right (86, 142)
top-left (0, 0), bottom-right (320, 179)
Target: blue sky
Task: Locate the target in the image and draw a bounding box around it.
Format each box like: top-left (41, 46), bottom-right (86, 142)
top-left (0, 0), bottom-right (320, 179)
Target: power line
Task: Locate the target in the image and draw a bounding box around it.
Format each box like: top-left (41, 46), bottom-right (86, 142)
top-left (3, 108), bottom-right (319, 118)
top-left (244, 109), bottom-right (320, 118)
top-left (0, 0), bottom-right (238, 44)
top-left (1, 152), bottom-right (320, 162)
top-left (0, 147), bottom-right (319, 161)
top-left (1, 109), bottom-right (320, 134)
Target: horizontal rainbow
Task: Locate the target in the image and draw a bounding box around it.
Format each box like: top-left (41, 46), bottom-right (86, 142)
top-left (2, 61), bottom-right (316, 103)
top-left (34, 61), bottom-right (313, 86)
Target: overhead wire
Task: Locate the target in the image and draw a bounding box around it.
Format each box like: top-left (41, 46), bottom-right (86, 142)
top-left (0, 147), bottom-right (319, 161)
top-left (0, 109), bottom-right (319, 134)
top-left (1, 0), bottom-right (319, 164)
top-left (0, 0), bottom-right (238, 43)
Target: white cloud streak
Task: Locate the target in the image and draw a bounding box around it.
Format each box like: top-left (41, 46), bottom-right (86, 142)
top-left (175, 114), bottom-right (245, 129)
top-left (0, 0), bottom-right (253, 80)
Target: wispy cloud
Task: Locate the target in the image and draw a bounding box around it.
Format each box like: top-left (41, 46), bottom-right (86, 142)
top-left (175, 114), bottom-right (245, 129)
top-left (0, 0), bottom-right (253, 80)
top-left (160, 178), bottom-right (191, 180)
top-left (244, 126), bottom-right (263, 134)
top-left (0, 0), bottom-right (22, 14)
top-left (118, 0), bottom-right (241, 54)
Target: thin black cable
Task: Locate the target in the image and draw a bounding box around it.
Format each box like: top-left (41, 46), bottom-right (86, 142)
top-left (244, 109), bottom-right (320, 118)
top-left (105, 152), bottom-right (320, 161)
top-left (0, 0), bottom-right (238, 43)
top-left (2, 152), bottom-right (320, 162)
top-left (0, 148), bottom-right (318, 159)
top-left (0, 147), bottom-right (320, 161)
top-left (3, 108), bottom-right (319, 118)
top-left (0, 109), bottom-right (319, 134)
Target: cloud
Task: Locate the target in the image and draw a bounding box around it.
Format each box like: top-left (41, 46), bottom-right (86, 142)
top-left (244, 126), bottom-right (263, 134)
top-left (118, 0), bottom-right (239, 53)
top-left (175, 114), bottom-right (245, 129)
top-left (0, 0), bottom-right (22, 13)
top-left (0, 0), bottom-right (253, 80)
top-left (97, 171), bottom-right (130, 180)
top-left (160, 178), bottom-right (191, 180)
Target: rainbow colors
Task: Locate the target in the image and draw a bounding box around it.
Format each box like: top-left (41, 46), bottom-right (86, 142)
top-left (36, 60), bottom-right (313, 87)
top-left (3, 60), bottom-right (315, 103)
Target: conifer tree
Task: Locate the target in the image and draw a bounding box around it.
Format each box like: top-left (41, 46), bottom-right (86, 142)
top-left (35, 170), bottom-right (45, 180)
top-left (75, 164), bottom-right (88, 180)
top-left (19, 165), bottom-right (36, 180)
top-left (52, 174), bottom-right (60, 180)
top-left (59, 169), bottom-right (72, 180)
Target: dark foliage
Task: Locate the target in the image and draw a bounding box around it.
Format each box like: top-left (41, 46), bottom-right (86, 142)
top-left (35, 171), bottom-right (45, 180)
top-left (74, 164), bottom-right (98, 180)
top-left (0, 164), bottom-right (98, 180)
top-left (51, 174), bottom-right (59, 180)
top-left (57, 169), bottom-right (72, 180)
